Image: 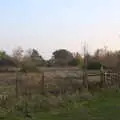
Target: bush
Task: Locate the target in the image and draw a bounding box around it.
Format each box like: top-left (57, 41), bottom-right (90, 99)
top-left (69, 58), bottom-right (80, 66)
top-left (87, 61), bottom-right (101, 70)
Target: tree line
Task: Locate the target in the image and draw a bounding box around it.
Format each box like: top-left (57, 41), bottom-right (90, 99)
top-left (0, 47), bottom-right (120, 71)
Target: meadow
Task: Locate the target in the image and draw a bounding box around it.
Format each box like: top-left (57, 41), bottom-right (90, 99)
top-left (0, 68), bottom-right (118, 120)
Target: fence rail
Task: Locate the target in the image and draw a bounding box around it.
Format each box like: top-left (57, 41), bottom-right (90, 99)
top-left (100, 71), bottom-right (120, 88)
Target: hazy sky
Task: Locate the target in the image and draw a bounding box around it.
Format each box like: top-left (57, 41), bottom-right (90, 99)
top-left (0, 0), bottom-right (120, 59)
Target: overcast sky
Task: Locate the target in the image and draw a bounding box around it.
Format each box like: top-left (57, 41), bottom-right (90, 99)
top-left (0, 0), bottom-right (120, 59)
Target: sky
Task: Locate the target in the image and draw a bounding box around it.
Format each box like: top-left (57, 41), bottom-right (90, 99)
top-left (0, 0), bottom-right (120, 59)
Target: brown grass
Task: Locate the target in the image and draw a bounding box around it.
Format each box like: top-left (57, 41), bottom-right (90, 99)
top-left (0, 69), bottom-right (101, 96)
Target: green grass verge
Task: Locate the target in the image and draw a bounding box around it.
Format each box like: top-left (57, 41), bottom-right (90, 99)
top-left (2, 89), bottom-right (120, 120)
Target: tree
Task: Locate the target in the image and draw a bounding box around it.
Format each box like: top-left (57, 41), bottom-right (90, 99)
top-left (21, 49), bottom-right (45, 72)
top-left (52, 49), bottom-right (74, 66)
top-left (0, 51), bottom-right (8, 60)
top-left (92, 48), bottom-right (120, 70)
top-left (0, 51), bottom-right (16, 68)
top-left (93, 48), bottom-right (119, 69)
top-left (30, 49), bottom-right (45, 66)
top-left (31, 49), bottom-right (39, 57)
top-left (46, 56), bottom-right (55, 67)
top-left (87, 57), bottom-right (101, 69)
top-left (100, 51), bottom-right (119, 69)
top-left (94, 47), bottom-right (108, 61)
top-left (69, 52), bottom-right (83, 67)
top-left (12, 47), bottom-right (24, 66)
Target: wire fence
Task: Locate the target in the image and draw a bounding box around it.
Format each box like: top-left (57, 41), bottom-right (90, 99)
top-left (0, 69), bottom-right (120, 99)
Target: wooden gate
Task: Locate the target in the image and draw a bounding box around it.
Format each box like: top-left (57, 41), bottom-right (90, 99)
top-left (102, 71), bottom-right (120, 88)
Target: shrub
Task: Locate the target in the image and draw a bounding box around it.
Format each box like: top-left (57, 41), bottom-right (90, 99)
top-left (87, 61), bottom-right (101, 70)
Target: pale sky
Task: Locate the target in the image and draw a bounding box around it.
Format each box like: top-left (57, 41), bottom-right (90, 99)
top-left (0, 0), bottom-right (120, 59)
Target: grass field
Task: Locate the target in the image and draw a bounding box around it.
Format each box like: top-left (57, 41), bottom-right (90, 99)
top-left (1, 89), bottom-right (120, 120)
top-left (0, 69), bottom-right (116, 120)
top-left (0, 70), bottom-right (101, 97)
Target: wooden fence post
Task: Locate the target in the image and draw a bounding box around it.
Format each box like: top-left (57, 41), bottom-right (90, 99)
top-left (83, 70), bottom-right (88, 89)
top-left (100, 66), bottom-right (104, 87)
top-left (16, 71), bottom-right (19, 98)
top-left (118, 72), bottom-right (120, 88)
top-left (41, 72), bottom-right (45, 95)
top-left (82, 51), bottom-right (88, 90)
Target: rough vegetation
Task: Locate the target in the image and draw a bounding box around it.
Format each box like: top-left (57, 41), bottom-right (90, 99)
top-left (0, 47), bottom-right (120, 119)
top-left (0, 89), bottom-right (120, 120)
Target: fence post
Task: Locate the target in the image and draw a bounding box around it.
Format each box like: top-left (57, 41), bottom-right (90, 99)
top-left (118, 72), bottom-right (120, 88)
top-left (115, 72), bottom-right (119, 88)
top-left (82, 52), bottom-right (88, 90)
top-left (83, 70), bottom-right (88, 90)
top-left (41, 72), bottom-right (45, 95)
top-left (16, 70), bottom-right (19, 98)
top-left (100, 66), bottom-right (104, 87)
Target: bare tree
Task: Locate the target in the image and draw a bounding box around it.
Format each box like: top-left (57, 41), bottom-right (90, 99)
top-left (12, 46), bottom-right (24, 66)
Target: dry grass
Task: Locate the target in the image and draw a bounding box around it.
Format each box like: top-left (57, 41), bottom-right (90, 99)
top-left (0, 69), bottom-right (101, 96)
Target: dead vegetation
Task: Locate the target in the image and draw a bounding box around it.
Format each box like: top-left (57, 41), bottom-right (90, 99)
top-left (0, 69), bottom-right (101, 97)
